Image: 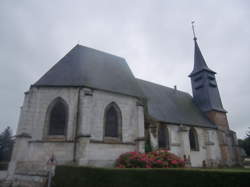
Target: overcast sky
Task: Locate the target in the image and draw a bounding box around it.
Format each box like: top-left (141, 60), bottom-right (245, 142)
top-left (0, 0), bottom-right (249, 138)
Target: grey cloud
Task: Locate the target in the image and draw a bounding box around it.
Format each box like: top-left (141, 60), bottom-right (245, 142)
top-left (0, 0), bottom-right (249, 138)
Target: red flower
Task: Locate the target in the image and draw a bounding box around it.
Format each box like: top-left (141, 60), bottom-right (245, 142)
top-left (115, 149), bottom-right (185, 169)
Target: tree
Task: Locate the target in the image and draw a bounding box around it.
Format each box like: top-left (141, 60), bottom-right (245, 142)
top-left (238, 127), bottom-right (250, 156)
top-left (0, 126), bottom-right (14, 162)
top-left (246, 128), bottom-right (250, 137)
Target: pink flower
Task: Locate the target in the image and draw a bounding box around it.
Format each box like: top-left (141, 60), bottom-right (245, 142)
top-left (171, 160), bottom-right (178, 165)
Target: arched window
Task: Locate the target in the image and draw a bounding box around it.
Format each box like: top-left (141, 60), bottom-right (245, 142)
top-left (47, 98), bottom-right (68, 136)
top-left (158, 125), bottom-right (170, 149)
top-left (189, 128), bottom-right (199, 151)
top-left (104, 102), bottom-right (122, 139)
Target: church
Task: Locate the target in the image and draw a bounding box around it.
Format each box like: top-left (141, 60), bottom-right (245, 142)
top-left (8, 36), bottom-right (240, 178)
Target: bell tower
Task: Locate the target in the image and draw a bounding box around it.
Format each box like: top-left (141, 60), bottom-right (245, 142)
top-left (188, 22), bottom-right (239, 165)
top-left (189, 24), bottom-right (226, 115)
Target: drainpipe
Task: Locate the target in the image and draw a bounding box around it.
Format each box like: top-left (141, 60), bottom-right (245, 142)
top-left (73, 87), bottom-right (81, 163)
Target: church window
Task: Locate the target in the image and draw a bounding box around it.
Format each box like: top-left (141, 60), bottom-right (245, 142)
top-left (158, 125), bottom-right (170, 149)
top-left (189, 128), bottom-right (199, 151)
top-left (47, 98), bottom-right (68, 136)
top-left (104, 102), bottom-right (122, 139)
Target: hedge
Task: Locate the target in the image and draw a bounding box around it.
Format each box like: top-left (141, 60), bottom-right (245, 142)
top-left (52, 166), bottom-right (250, 187)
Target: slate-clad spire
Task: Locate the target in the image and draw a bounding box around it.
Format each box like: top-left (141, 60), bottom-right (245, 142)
top-left (189, 28), bottom-right (226, 113)
top-left (189, 39), bottom-right (215, 76)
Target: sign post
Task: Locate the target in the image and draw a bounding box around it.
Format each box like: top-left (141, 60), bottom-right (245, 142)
top-left (47, 154), bottom-right (57, 187)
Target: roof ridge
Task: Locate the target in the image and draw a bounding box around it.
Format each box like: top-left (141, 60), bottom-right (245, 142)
top-left (137, 78), bottom-right (216, 128)
top-left (136, 78), bottom-right (190, 96)
top-left (77, 44), bottom-right (126, 62)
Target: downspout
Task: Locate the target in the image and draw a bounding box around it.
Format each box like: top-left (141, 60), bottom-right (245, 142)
top-left (73, 87), bottom-right (81, 163)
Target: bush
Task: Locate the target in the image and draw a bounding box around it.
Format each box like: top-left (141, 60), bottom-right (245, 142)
top-left (115, 152), bottom-right (149, 168)
top-left (115, 149), bottom-right (185, 168)
top-left (52, 166), bottom-right (250, 187)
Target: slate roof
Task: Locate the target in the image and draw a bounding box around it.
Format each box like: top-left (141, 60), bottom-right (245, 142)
top-left (137, 79), bottom-right (217, 129)
top-left (33, 45), bottom-right (144, 98)
top-left (189, 39), bottom-right (226, 113)
top-left (189, 39), bottom-right (215, 76)
top-left (34, 44), bottom-right (216, 129)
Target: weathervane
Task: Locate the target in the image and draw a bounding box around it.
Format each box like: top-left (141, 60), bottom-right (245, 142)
top-left (191, 21), bottom-right (197, 40)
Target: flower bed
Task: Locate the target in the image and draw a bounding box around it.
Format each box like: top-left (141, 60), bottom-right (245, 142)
top-left (115, 149), bottom-right (185, 168)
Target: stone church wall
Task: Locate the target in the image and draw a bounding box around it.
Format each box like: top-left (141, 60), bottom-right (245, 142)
top-left (87, 142), bottom-right (135, 167)
top-left (149, 123), bottom-right (221, 167)
top-left (76, 89), bottom-right (144, 166)
top-left (17, 87), bottom-right (79, 141)
top-left (189, 128), bottom-right (221, 167)
top-left (27, 141), bottom-right (74, 164)
top-left (206, 111), bottom-right (241, 165)
top-left (88, 90), bottom-right (141, 142)
top-left (10, 86), bottom-right (144, 175)
top-left (10, 84), bottom-right (225, 179)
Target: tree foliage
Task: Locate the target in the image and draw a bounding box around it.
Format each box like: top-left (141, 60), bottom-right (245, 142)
top-left (238, 127), bottom-right (250, 156)
top-left (0, 126), bottom-right (14, 161)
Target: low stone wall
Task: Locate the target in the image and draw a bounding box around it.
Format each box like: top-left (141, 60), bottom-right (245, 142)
top-left (0, 161), bottom-right (49, 187)
top-left (0, 165), bottom-right (48, 187)
top-left (87, 141), bottom-right (136, 167)
top-left (11, 174), bottom-right (47, 187)
top-left (0, 170), bottom-right (8, 181)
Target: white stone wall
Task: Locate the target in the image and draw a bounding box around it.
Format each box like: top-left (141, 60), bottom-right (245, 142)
top-left (16, 87), bottom-right (79, 141)
top-left (0, 171), bottom-right (7, 181)
top-left (87, 142), bottom-right (136, 167)
top-left (11, 85), bottom-right (223, 171)
top-left (153, 124), bottom-right (221, 167)
top-left (77, 89), bottom-right (144, 165)
top-left (189, 127), bottom-right (207, 167)
top-left (206, 130), bottom-right (221, 164)
top-left (87, 90), bottom-right (140, 142)
top-left (11, 87), bottom-right (144, 171)
top-left (168, 125), bottom-right (182, 156)
top-left (27, 142), bottom-right (74, 164)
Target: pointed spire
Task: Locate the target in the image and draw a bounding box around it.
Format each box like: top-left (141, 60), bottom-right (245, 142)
top-left (191, 21), bottom-right (197, 41)
top-left (189, 23), bottom-right (226, 113)
top-left (189, 22), bottom-right (215, 77)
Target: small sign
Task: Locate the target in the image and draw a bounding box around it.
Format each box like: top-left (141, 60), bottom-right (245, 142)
top-left (47, 154), bottom-right (57, 166)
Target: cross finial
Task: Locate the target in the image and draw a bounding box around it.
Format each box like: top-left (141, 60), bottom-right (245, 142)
top-left (191, 21), bottom-right (197, 41)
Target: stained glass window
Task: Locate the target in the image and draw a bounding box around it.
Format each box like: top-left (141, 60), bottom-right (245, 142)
top-left (189, 128), bottom-right (199, 151)
top-left (104, 103), bottom-right (121, 138)
top-left (48, 100), bottom-right (67, 135)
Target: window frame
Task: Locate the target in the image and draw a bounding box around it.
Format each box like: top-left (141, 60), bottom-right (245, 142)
top-left (103, 102), bottom-right (122, 142)
top-left (189, 127), bottom-right (199, 151)
top-left (158, 125), bottom-right (170, 150)
top-left (44, 97), bottom-right (68, 140)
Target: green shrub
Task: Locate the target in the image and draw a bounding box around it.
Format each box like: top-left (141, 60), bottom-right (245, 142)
top-left (52, 166), bottom-right (250, 187)
top-left (115, 149), bottom-right (185, 168)
top-left (147, 149), bottom-right (185, 168)
top-left (144, 138), bottom-right (152, 153)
